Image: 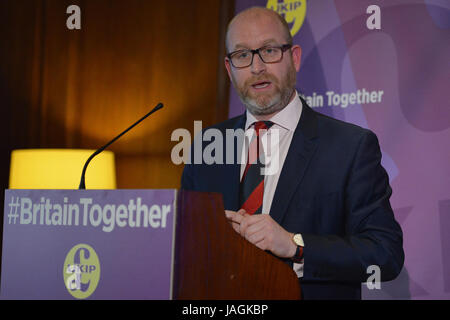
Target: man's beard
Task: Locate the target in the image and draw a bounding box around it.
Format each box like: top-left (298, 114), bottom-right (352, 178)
top-left (232, 65), bottom-right (297, 116)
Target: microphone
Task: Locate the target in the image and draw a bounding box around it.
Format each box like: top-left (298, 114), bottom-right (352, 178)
top-left (78, 103), bottom-right (164, 189)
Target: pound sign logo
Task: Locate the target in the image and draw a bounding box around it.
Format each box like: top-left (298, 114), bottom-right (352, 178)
top-left (267, 0), bottom-right (307, 37)
top-left (63, 244), bottom-right (100, 299)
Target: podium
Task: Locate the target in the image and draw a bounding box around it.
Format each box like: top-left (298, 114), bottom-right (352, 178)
top-left (174, 190), bottom-right (300, 299)
top-left (1, 189), bottom-right (300, 300)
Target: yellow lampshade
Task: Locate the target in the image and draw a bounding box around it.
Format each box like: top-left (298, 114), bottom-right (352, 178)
top-left (9, 149), bottom-right (116, 189)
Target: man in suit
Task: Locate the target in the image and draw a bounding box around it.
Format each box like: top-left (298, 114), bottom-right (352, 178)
top-left (181, 7), bottom-right (404, 299)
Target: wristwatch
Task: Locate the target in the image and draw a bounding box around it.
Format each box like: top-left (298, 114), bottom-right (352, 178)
top-left (293, 233), bottom-right (304, 247)
top-left (291, 233), bottom-right (304, 263)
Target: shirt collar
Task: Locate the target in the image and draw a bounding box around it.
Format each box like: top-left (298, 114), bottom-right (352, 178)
top-left (245, 90), bottom-right (303, 131)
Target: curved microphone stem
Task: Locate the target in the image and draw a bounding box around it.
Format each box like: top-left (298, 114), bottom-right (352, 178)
top-left (78, 103), bottom-right (164, 189)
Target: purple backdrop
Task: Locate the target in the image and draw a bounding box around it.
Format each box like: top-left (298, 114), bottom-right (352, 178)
top-left (229, 0), bottom-right (450, 299)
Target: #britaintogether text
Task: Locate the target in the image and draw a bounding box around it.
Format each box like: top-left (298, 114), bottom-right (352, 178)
top-left (7, 196), bottom-right (171, 233)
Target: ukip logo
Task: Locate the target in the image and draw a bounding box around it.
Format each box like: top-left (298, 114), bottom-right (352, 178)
top-left (63, 244), bottom-right (101, 299)
top-left (266, 0), bottom-right (307, 37)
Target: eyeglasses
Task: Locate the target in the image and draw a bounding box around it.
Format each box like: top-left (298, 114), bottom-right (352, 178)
top-left (227, 44), bottom-right (292, 68)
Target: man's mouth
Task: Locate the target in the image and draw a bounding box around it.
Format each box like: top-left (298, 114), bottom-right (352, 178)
top-left (251, 81), bottom-right (272, 90)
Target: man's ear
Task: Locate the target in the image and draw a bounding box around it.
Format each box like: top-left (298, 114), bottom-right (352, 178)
top-left (224, 57), bottom-right (232, 80)
top-left (291, 45), bottom-right (302, 72)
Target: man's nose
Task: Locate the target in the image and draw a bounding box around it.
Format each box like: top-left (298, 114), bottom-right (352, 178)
top-left (250, 53), bottom-right (266, 74)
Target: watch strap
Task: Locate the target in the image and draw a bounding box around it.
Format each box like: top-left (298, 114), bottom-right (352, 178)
top-left (292, 245), bottom-right (304, 263)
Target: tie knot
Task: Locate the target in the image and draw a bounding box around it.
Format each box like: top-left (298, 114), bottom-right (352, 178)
top-left (253, 121), bottom-right (274, 133)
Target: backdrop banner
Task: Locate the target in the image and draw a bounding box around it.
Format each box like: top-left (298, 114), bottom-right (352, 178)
top-left (1, 189), bottom-right (177, 300)
top-left (229, 0), bottom-right (450, 299)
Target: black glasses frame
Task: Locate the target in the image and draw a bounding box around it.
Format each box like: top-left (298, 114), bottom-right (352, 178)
top-left (227, 44), bottom-right (292, 68)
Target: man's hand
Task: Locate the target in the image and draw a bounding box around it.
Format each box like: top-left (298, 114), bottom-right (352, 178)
top-left (225, 210), bottom-right (297, 258)
top-left (225, 209), bottom-right (247, 233)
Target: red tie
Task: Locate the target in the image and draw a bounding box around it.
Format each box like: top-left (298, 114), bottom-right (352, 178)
top-left (239, 121), bottom-right (274, 215)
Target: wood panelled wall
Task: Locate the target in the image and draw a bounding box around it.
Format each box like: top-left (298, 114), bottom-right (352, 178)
top-left (0, 0), bottom-right (234, 192)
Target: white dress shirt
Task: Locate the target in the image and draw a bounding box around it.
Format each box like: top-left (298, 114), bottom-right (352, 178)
top-left (240, 91), bottom-right (304, 277)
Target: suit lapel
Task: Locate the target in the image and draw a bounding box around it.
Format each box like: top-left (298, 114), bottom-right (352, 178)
top-left (222, 113), bottom-right (246, 211)
top-left (269, 100), bottom-right (319, 225)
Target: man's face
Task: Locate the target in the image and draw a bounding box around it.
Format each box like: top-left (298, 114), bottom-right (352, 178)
top-left (225, 13), bottom-right (301, 117)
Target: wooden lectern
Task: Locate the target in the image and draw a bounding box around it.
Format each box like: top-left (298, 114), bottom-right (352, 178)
top-left (173, 190), bottom-right (301, 300)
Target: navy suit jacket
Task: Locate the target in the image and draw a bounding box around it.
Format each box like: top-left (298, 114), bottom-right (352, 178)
top-left (181, 98), bottom-right (404, 299)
